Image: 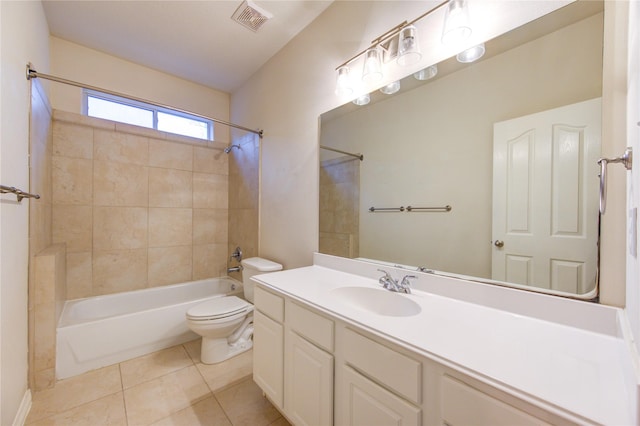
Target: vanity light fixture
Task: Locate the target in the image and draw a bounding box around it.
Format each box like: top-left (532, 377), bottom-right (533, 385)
top-left (335, 66), bottom-right (353, 97)
top-left (362, 47), bottom-right (384, 83)
top-left (352, 93), bottom-right (371, 106)
top-left (456, 43), bottom-right (485, 63)
top-left (397, 25), bottom-right (422, 66)
top-left (334, 0), bottom-right (475, 98)
top-left (441, 0), bottom-right (472, 45)
top-left (380, 80), bottom-right (401, 95)
top-left (414, 64), bottom-right (438, 81)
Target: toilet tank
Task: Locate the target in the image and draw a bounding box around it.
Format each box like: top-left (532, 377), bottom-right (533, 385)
top-left (240, 257), bottom-right (283, 302)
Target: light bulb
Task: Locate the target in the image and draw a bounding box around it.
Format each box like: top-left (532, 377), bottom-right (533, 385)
top-left (362, 48), bottom-right (383, 83)
top-left (335, 66), bottom-right (353, 97)
top-left (456, 43), bottom-right (485, 63)
top-left (397, 25), bottom-right (422, 66)
top-left (380, 81), bottom-right (401, 95)
top-left (442, 0), bottom-right (472, 46)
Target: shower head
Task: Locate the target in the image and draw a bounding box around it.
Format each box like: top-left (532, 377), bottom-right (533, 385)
top-left (224, 144), bottom-right (240, 154)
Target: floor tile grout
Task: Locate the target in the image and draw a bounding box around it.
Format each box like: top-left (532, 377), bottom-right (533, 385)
top-left (27, 343), bottom-right (287, 426)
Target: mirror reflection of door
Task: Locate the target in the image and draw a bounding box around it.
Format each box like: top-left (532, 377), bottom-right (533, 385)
top-left (492, 98), bottom-right (601, 294)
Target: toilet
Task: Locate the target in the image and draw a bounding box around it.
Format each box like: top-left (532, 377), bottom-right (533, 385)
top-left (186, 257), bottom-right (283, 364)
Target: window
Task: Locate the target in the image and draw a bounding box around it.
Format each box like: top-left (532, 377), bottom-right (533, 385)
top-left (83, 90), bottom-right (214, 141)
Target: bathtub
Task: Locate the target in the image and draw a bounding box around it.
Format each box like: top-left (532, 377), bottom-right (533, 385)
top-left (56, 277), bottom-right (242, 379)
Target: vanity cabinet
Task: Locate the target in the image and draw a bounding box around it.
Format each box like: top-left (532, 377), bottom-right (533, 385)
top-left (253, 286), bottom-right (285, 409)
top-left (254, 283), bottom-right (579, 426)
top-left (284, 300), bottom-right (334, 426)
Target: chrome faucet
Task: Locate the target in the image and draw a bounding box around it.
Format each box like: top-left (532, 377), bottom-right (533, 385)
top-left (377, 269), bottom-right (398, 291)
top-left (377, 269), bottom-right (416, 294)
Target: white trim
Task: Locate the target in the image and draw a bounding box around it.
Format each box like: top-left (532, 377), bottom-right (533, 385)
top-left (12, 389), bottom-right (31, 426)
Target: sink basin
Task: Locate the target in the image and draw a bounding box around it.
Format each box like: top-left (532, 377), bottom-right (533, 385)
top-left (330, 286), bottom-right (421, 317)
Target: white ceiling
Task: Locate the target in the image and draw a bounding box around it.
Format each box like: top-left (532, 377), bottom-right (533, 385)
top-left (42, 0), bottom-right (333, 93)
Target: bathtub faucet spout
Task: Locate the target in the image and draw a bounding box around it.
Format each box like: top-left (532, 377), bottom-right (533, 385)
top-left (227, 265), bottom-right (243, 273)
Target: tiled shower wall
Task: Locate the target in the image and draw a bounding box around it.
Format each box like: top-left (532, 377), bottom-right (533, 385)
top-left (52, 110), bottom-right (230, 298)
top-left (228, 131), bottom-right (260, 278)
top-left (319, 156), bottom-right (359, 258)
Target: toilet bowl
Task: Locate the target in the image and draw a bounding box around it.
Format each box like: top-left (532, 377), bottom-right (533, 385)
top-left (186, 257), bottom-right (282, 364)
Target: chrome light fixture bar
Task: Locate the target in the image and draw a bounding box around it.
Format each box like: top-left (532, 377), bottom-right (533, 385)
top-left (335, 0), bottom-right (473, 99)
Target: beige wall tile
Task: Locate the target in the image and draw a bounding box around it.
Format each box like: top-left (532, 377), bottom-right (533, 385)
top-left (229, 168), bottom-right (258, 211)
top-left (66, 252), bottom-right (93, 299)
top-left (193, 146), bottom-right (227, 174)
top-left (148, 208), bottom-right (192, 247)
top-left (53, 110), bottom-right (116, 131)
top-left (148, 246), bottom-right (192, 287)
top-left (192, 243), bottom-right (227, 279)
top-left (115, 121), bottom-right (163, 138)
top-left (34, 303), bottom-right (55, 371)
top-left (193, 173), bottom-right (227, 209)
top-left (193, 209), bottom-right (228, 244)
top-left (149, 139), bottom-right (193, 171)
top-left (93, 249), bottom-right (147, 295)
top-left (228, 208), bottom-right (258, 256)
top-left (52, 156), bottom-right (93, 205)
top-left (94, 129), bottom-right (149, 166)
top-left (93, 207), bottom-right (148, 250)
top-left (149, 168), bottom-right (193, 208)
top-left (33, 368), bottom-right (55, 393)
top-left (52, 205), bottom-right (92, 252)
top-left (93, 160), bottom-right (149, 207)
top-left (53, 121), bottom-right (93, 159)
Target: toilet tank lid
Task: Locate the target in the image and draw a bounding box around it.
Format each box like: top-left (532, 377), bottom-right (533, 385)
top-left (241, 257), bottom-right (283, 272)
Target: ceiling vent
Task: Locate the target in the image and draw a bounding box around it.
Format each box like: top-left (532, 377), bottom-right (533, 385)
top-left (231, 1), bottom-right (273, 32)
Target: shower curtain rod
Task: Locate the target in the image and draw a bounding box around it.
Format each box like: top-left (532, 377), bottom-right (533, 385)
top-left (26, 63), bottom-right (263, 138)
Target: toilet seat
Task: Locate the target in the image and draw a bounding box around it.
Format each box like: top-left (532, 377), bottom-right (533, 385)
top-left (186, 296), bottom-right (251, 322)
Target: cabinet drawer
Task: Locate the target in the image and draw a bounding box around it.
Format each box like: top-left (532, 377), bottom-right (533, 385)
top-left (254, 286), bottom-right (284, 323)
top-left (288, 301), bottom-right (334, 352)
top-left (441, 376), bottom-right (551, 426)
top-left (343, 328), bottom-right (421, 405)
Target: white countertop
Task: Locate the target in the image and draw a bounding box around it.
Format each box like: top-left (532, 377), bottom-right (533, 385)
top-left (253, 254), bottom-right (637, 425)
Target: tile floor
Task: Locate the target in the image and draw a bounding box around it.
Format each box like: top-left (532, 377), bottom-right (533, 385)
top-left (26, 340), bottom-right (290, 426)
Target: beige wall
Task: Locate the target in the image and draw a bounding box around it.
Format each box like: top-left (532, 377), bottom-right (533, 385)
top-left (51, 111), bottom-right (231, 298)
top-left (320, 13), bottom-right (602, 280)
top-left (49, 37), bottom-right (231, 145)
top-left (0, 1), bottom-right (50, 424)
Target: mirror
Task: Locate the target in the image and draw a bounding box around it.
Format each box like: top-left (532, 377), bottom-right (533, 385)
top-left (319, 1), bottom-right (604, 298)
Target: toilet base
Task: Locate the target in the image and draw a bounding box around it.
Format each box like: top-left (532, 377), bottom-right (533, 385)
top-left (200, 335), bottom-right (253, 364)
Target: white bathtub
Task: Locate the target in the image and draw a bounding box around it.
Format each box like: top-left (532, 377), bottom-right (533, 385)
top-left (56, 277), bottom-right (242, 379)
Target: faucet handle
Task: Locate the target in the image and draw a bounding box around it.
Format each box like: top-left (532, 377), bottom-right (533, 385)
top-left (377, 269), bottom-right (392, 280)
top-left (401, 275), bottom-right (417, 285)
top-left (377, 269), bottom-right (396, 289)
top-left (399, 275), bottom-right (417, 293)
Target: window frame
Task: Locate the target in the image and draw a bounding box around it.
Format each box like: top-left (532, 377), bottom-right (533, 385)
top-left (82, 89), bottom-right (214, 141)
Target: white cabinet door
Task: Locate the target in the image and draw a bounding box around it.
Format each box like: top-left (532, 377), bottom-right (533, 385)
top-left (441, 376), bottom-right (551, 426)
top-left (253, 310), bottom-right (284, 409)
top-left (338, 365), bottom-right (421, 426)
top-left (285, 331), bottom-right (334, 426)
